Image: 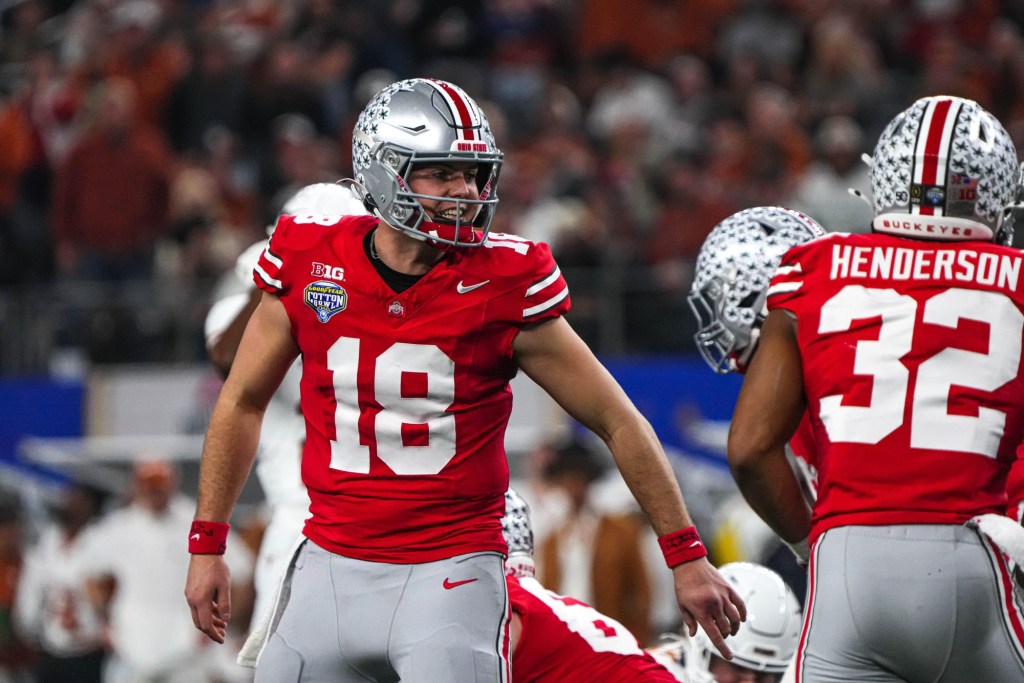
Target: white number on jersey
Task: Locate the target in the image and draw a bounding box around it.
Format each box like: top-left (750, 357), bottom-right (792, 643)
top-left (326, 337), bottom-right (457, 474)
top-left (818, 286), bottom-right (1022, 456)
top-left (518, 577), bottom-right (643, 656)
top-left (484, 232), bottom-right (531, 255)
top-left (292, 214), bottom-right (344, 226)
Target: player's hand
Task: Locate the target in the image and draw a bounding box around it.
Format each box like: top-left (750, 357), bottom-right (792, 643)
top-left (672, 558), bottom-right (747, 660)
top-left (185, 554), bottom-right (232, 644)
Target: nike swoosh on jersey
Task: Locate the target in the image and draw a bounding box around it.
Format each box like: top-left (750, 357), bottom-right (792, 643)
top-left (457, 280), bottom-right (490, 294)
top-left (443, 577), bottom-right (479, 590)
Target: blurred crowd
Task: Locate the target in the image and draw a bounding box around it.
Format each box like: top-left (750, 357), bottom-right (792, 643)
top-left (0, 459), bottom-right (256, 683)
top-left (4, 2), bottom-right (1022, 679)
top-left (2, 0), bottom-right (1024, 359)
top-left (0, 437), bottom-right (755, 683)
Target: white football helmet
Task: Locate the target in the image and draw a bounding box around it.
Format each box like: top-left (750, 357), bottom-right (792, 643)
top-left (242, 182), bottom-right (368, 283)
top-left (281, 180), bottom-right (367, 220)
top-left (869, 95), bottom-right (1023, 245)
top-left (266, 180), bottom-right (368, 237)
top-left (688, 207), bottom-right (824, 374)
top-left (352, 78), bottom-right (503, 247)
top-left (501, 488), bottom-right (536, 579)
top-left (684, 563), bottom-right (802, 682)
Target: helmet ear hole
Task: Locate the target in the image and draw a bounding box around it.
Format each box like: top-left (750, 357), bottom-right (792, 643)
top-left (738, 291), bottom-right (761, 309)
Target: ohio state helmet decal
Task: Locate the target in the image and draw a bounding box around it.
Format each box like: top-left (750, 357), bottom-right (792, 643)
top-left (870, 96), bottom-right (1020, 244)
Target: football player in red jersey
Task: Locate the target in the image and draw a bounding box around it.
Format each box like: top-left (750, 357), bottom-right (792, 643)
top-left (687, 206), bottom-right (826, 565)
top-left (502, 488), bottom-right (801, 683)
top-left (184, 78), bottom-right (744, 682)
top-left (728, 95), bottom-right (1024, 682)
top-left (501, 488), bottom-right (680, 682)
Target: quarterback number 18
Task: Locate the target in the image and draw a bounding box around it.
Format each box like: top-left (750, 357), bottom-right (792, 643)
top-left (326, 337), bottom-right (457, 475)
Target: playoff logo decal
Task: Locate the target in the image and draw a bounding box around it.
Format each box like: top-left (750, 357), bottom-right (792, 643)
top-left (305, 280), bottom-right (348, 322)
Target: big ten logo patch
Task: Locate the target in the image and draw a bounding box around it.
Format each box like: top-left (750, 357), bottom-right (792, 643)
top-left (305, 281), bottom-right (348, 322)
top-left (311, 262), bottom-right (345, 281)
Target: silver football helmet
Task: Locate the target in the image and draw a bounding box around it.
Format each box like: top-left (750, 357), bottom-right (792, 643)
top-left (688, 207), bottom-right (824, 374)
top-left (684, 563), bottom-right (802, 682)
top-left (352, 78), bottom-right (503, 247)
top-left (501, 488), bottom-right (536, 579)
top-left (870, 95), bottom-right (1022, 245)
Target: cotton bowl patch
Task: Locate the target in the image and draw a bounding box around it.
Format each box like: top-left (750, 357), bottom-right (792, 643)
top-left (305, 280), bottom-right (347, 322)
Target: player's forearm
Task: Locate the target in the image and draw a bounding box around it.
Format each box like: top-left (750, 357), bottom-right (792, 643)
top-left (729, 444), bottom-right (812, 543)
top-left (604, 415), bottom-right (693, 535)
top-left (194, 396), bottom-right (262, 522)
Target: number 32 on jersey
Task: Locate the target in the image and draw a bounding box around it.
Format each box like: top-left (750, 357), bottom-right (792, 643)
top-left (818, 285), bottom-right (1022, 456)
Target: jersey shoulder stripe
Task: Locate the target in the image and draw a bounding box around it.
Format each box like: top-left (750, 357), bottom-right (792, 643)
top-left (767, 234), bottom-right (844, 311)
top-left (527, 266), bottom-right (561, 296)
top-left (255, 245), bottom-right (284, 291)
top-left (461, 234), bottom-right (572, 322)
top-left (524, 286), bottom-right (569, 319)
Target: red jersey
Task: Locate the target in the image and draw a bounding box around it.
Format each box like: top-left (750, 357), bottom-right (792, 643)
top-left (508, 576), bottom-right (675, 682)
top-left (767, 232), bottom-right (1024, 541)
top-left (255, 215), bottom-right (571, 562)
top-left (1008, 445), bottom-right (1024, 521)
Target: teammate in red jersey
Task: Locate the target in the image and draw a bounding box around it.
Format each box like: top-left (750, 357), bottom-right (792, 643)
top-left (184, 78), bottom-right (744, 682)
top-left (501, 488), bottom-right (679, 682)
top-left (687, 206), bottom-right (826, 559)
top-left (502, 489), bottom-right (801, 683)
top-left (728, 95), bottom-right (1024, 681)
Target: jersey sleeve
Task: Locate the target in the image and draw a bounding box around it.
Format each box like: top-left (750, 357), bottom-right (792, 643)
top-left (766, 239), bottom-right (817, 315)
top-left (254, 216), bottom-right (298, 295)
top-left (520, 241), bottom-right (571, 323)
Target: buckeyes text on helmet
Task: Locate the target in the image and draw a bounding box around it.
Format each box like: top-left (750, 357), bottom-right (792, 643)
top-left (869, 95), bottom-right (1023, 246)
top-left (688, 207), bottom-right (825, 374)
top-left (352, 78), bottom-right (503, 248)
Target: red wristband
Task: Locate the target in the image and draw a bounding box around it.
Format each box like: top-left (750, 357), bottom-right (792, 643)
top-left (189, 520), bottom-right (229, 555)
top-left (658, 526), bottom-right (708, 568)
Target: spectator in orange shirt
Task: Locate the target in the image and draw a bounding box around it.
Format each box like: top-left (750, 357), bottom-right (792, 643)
top-left (52, 76), bottom-right (171, 282)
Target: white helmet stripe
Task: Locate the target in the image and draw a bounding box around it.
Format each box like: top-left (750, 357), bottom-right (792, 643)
top-left (912, 97), bottom-right (961, 217)
top-left (429, 79), bottom-right (479, 142)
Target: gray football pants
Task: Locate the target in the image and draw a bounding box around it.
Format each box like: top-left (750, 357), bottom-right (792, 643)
top-left (797, 524), bottom-right (1024, 683)
top-left (255, 539), bottom-right (510, 682)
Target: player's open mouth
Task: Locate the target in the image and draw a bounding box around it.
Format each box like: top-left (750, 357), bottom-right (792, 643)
top-left (435, 208), bottom-right (469, 223)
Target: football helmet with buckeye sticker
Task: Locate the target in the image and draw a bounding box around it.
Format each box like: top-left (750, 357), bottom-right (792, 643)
top-left (501, 488), bottom-right (536, 579)
top-left (352, 78), bottom-right (503, 247)
top-left (688, 207), bottom-right (824, 374)
top-left (683, 563), bottom-right (802, 683)
top-left (869, 95), bottom-right (1023, 245)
